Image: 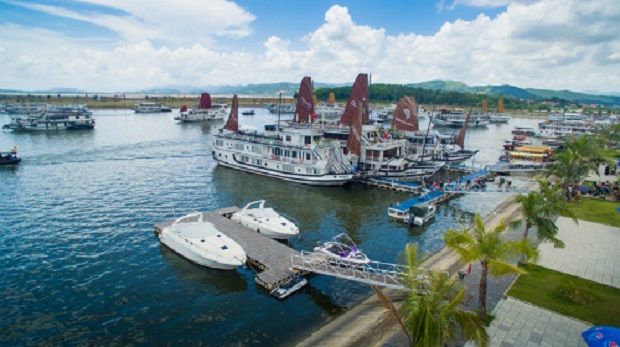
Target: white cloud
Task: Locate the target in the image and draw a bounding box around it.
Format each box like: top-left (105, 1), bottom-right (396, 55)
top-left (5, 0), bottom-right (255, 47)
top-left (0, 1), bottom-right (619, 93)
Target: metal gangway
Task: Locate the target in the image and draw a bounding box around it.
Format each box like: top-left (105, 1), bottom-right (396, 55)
top-left (442, 185), bottom-right (532, 194)
top-left (291, 251), bottom-right (417, 290)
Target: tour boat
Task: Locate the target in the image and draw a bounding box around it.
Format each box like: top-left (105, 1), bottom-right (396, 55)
top-left (431, 109), bottom-right (490, 128)
top-left (210, 79), bottom-right (354, 186)
top-left (158, 212), bottom-right (247, 270)
top-left (175, 94), bottom-right (227, 123)
top-left (511, 126), bottom-right (536, 136)
top-left (313, 233), bottom-right (370, 265)
top-left (2, 105), bottom-right (95, 131)
top-left (490, 113), bottom-right (511, 123)
top-left (231, 200), bottom-right (299, 240)
top-left (134, 102), bottom-right (171, 113)
top-left (4, 103), bottom-right (46, 115)
top-left (548, 112), bottom-right (589, 122)
top-left (0, 146), bottom-right (20, 166)
top-left (269, 275), bottom-right (308, 300)
top-left (533, 120), bottom-right (597, 139)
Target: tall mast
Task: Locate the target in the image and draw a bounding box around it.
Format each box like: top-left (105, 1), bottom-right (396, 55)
top-left (277, 92), bottom-right (281, 134)
top-left (421, 103), bottom-right (436, 159)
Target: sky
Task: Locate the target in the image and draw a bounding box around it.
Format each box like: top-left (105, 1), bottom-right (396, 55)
top-left (0, 0), bottom-right (619, 94)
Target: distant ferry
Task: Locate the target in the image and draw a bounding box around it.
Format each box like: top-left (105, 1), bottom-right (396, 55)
top-left (134, 102), bottom-right (171, 113)
top-left (2, 105), bottom-right (95, 131)
top-left (534, 120), bottom-right (597, 139)
top-left (431, 109), bottom-right (490, 128)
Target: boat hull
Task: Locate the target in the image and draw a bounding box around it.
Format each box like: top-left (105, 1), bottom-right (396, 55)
top-left (0, 158), bottom-right (21, 166)
top-left (159, 233), bottom-right (244, 270)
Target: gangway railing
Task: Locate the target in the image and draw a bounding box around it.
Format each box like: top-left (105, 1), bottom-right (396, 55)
top-left (291, 251), bottom-right (415, 290)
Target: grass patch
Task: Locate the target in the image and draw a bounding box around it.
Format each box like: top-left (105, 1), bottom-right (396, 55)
top-left (508, 264), bottom-right (620, 326)
top-left (564, 197), bottom-right (620, 227)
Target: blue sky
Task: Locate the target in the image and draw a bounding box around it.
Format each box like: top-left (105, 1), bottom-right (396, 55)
top-left (0, 0), bottom-right (618, 93)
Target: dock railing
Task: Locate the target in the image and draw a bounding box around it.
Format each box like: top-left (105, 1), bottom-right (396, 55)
top-left (291, 251), bottom-right (412, 290)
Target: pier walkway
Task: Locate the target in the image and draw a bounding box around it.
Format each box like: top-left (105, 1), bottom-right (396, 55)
top-left (154, 207), bottom-right (301, 290)
top-left (291, 251), bottom-right (414, 290)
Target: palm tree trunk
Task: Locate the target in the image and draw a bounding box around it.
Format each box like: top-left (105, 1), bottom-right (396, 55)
top-left (479, 261), bottom-right (488, 322)
top-left (520, 222), bottom-right (531, 264)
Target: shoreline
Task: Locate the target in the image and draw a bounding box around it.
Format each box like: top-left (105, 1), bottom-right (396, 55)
top-left (294, 195), bottom-right (522, 347)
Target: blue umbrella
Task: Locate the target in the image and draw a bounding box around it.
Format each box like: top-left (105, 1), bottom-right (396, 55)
top-left (582, 326), bottom-right (620, 347)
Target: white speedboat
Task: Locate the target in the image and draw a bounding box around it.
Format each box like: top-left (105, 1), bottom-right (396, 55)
top-left (159, 212), bottom-right (246, 270)
top-left (270, 275), bottom-right (308, 300)
top-left (314, 233), bottom-right (370, 265)
top-left (231, 200), bottom-right (299, 240)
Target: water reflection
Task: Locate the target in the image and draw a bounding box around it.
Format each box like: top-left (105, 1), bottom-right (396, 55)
top-left (159, 245), bottom-right (248, 295)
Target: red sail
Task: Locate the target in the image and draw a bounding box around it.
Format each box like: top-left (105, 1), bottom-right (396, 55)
top-left (391, 96), bottom-right (419, 132)
top-left (340, 73), bottom-right (369, 125)
top-left (199, 93), bottom-right (212, 109)
top-left (455, 108), bottom-right (471, 149)
top-left (295, 76), bottom-right (315, 123)
top-left (180, 105), bottom-right (188, 112)
top-left (223, 95), bottom-right (239, 132)
top-left (346, 99), bottom-right (363, 157)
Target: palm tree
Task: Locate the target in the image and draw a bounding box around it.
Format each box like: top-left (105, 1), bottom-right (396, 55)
top-left (545, 135), bottom-right (600, 194)
top-left (402, 270), bottom-right (489, 347)
top-left (373, 243), bottom-right (488, 347)
top-left (511, 179), bottom-right (577, 262)
top-left (443, 214), bottom-right (538, 321)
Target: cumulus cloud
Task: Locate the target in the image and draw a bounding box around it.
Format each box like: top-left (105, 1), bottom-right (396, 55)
top-left (1, 1), bottom-right (619, 93)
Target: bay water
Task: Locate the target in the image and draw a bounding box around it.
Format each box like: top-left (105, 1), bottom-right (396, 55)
top-left (0, 109), bottom-right (541, 346)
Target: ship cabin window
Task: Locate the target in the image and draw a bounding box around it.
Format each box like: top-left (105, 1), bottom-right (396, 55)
top-left (313, 136), bottom-right (321, 143)
top-left (216, 140), bottom-right (223, 146)
top-left (286, 135), bottom-right (292, 142)
top-left (291, 151), bottom-right (297, 159)
top-left (306, 153), bottom-right (311, 160)
top-left (284, 150), bottom-right (290, 157)
top-left (365, 150), bottom-right (381, 161)
top-left (234, 144), bottom-right (244, 150)
top-left (274, 148), bottom-right (281, 156)
top-left (304, 136), bottom-right (311, 146)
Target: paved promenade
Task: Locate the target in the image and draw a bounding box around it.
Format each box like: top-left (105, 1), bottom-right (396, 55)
top-left (537, 217), bottom-right (620, 288)
top-left (467, 297), bottom-right (591, 347)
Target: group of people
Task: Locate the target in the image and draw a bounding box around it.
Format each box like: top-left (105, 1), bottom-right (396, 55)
top-left (422, 175), bottom-right (512, 192)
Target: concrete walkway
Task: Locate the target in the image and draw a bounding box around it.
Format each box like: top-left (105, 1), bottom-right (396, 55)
top-left (466, 297), bottom-right (592, 347)
top-left (537, 217), bottom-right (620, 288)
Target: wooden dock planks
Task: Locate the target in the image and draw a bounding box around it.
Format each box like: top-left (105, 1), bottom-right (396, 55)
top-left (154, 207), bottom-right (301, 290)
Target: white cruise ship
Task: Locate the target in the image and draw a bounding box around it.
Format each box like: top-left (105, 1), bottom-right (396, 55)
top-left (534, 120), bottom-right (598, 139)
top-left (210, 87), bottom-right (354, 186)
top-left (431, 109), bottom-right (490, 128)
top-left (134, 102), bottom-right (171, 113)
top-left (175, 93), bottom-right (227, 123)
top-left (3, 105), bottom-right (95, 131)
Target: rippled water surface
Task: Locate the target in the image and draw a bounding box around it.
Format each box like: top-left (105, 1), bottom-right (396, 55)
top-left (0, 109), bottom-right (541, 346)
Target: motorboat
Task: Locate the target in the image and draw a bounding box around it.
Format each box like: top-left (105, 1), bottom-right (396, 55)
top-left (388, 201), bottom-right (436, 226)
top-left (158, 212), bottom-right (247, 270)
top-left (269, 275), bottom-right (308, 300)
top-left (314, 233), bottom-right (370, 265)
top-left (241, 110), bottom-right (255, 116)
top-left (0, 146), bottom-right (20, 166)
top-left (511, 126), bottom-right (536, 136)
top-left (231, 200), bottom-right (299, 240)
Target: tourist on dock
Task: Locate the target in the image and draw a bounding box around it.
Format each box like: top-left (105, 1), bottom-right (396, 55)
top-left (605, 165), bottom-right (610, 175)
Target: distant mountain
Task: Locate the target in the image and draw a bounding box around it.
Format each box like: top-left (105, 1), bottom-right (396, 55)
top-left (406, 80), bottom-right (619, 106)
top-left (136, 82), bottom-right (349, 96)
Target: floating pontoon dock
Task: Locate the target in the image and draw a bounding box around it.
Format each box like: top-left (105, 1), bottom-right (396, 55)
top-left (155, 207), bottom-right (301, 290)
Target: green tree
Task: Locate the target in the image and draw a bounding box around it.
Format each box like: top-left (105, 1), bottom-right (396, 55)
top-left (374, 243), bottom-right (488, 346)
top-left (444, 214), bottom-right (538, 321)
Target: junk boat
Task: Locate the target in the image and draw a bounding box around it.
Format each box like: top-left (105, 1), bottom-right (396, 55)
top-left (3, 105), bottom-right (95, 131)
top-left (175, 93), bottom-right (227, 123)
top-left (210, 78), bottom-right (354, 186)
top-left (314, 233), bottom-right (370, 265)
top-left (158, 212), bottom-right (247, 270)
top-left (269, 275), bottom-right (308, 300)
top-left (231, 200), bottom-right (299, 240)
top-left (0, 146), bottom-right (21, 166)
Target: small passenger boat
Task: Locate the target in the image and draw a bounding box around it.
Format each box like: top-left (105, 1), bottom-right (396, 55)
top-left (388, 202), bottom-right (436, 226)
top-left (158, 212), bottom-right (247, 270)
top-left (269, 275), bottom-right (308, 300)
top-left (314, 233), bottom-right (370, 265)
top-left (241, 110), bottom-right (255, 116)
top-left (0, 147), bottom-right (21, 166)
top-left (231, 200), bottom-right (299, 240)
